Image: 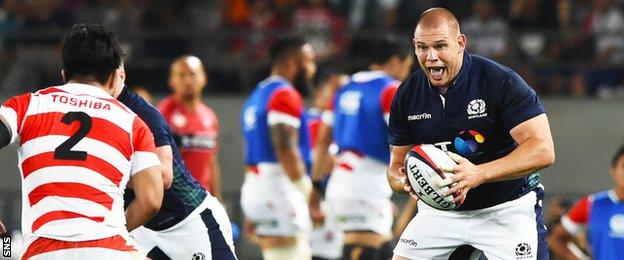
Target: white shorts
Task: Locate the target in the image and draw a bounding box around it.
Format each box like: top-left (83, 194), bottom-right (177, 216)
top-left (394, 191), bottom-right (546, 260)
top-left (130, 196), bottom-right (236, 260)
top-left (326, 198), bottom-right (393, 237)
top-left (240, 163), bottom-right (311, 236)
top-left (310, 222), bottom-right (344, 259)
top-left (324, 152), bottom-right (393, 236)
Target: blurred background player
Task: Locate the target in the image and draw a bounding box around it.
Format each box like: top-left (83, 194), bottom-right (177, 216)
top-left (158, 55), bottom-right (223, 199)
top-left (0, 23), bottom-right (163, 259)
top-left (117, 82), bottom-right (236, 259)
top-left (388, 8), bottom-right (555, 259)
top-left (311, 36), bottom-right (413, 260)
top-left (240, 38), bottom-right (317, 260)
top-left (548, 144), bottom-right (624, 260)
top-left (307, 69), bottom-right (349, 260)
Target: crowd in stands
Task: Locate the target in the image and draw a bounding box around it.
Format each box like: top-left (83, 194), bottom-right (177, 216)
top-left (0, 0), bottom-right (622, 98)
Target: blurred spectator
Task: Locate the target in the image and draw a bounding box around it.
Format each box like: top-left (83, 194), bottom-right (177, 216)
top-left (393, 0), bottom-right (436, 33)
top-left (461, 0), bottom-right (509, 61)
top-left (1, 0), bottom-right (72, 93)
top-left (332, 0), bottom-right (399, 30)
top-left (231, 0), bottom-right (283, 61)
top-left (509, 0), bottom-right (559, 60)
top-left (292, 0), bottom-right (347, 61)
top-left (584, 0), bottom-right (624, 64)
top-left (74, 0), bottom-right (140, 37)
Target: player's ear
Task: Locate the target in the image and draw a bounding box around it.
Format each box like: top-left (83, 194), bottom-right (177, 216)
top-left (458, 34), bottom-right (467, 53)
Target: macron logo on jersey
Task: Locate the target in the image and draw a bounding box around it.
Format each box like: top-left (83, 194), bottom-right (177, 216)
top-left (407, 113), bottom-right (432, 121)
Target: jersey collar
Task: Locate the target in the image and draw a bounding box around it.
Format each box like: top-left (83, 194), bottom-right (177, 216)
top-left (57, 83), bottom-right (114, 99)
top-left (447, 52), bottom-right (472, 91)
top-left (609, 190), bottom-right (624, 203)
top-left (351, 70), bottom-right (388, 83)
top-left (260, 75), bottom-right (292, 88)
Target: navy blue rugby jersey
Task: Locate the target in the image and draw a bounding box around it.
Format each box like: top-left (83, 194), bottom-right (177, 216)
top-left (118, 87), bottom-right (208, 231)
top-left (388, 53), bottom-right (545, 210)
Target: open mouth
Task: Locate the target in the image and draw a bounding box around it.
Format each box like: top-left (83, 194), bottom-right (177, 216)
top-left (427, 66), bottom-right (445, 81)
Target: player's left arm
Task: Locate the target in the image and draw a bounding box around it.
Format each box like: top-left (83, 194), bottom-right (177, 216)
top-left (210, 153), bottom-right (223, 201)
top-left (155, 145), bottom-right (173, 189)
top-left (443, 72), bottom-right (555, 202)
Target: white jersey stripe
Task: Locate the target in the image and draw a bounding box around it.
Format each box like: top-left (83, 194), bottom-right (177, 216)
top-left (23, 166), bottom-right (125, 195)
top-left (25, 93), bottom-right (134, 133)
top-left (20, 136), bottom-right (131, 176)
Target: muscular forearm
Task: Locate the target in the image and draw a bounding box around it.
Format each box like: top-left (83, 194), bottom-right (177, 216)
top-left (312, 124), bottom-right (332, 182)
top-left (388, 162), bottom-right (407, 194)
top-left (275, 147), bottom-right (306, 181)
top-left (481, 138), bottom-right (554, 183)
top-left (271, 124), bottom-right (306, 181)
top-left (125, 199), bottom-right (159, 232)
top-left (125, 166), bottom-right (163, 232)
top-left (211, 155), bottom-right (222, 201)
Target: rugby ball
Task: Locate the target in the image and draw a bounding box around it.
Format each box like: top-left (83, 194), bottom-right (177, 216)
top-left (405, 144), bottom-right (464, 210)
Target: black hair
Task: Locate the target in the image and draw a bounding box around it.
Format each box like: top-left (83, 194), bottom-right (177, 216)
top-left (611, 144), bottom-right (624, 167)
top-left (347, 35), bottom-right (411, 73)
top-left (370, 36), bottom-right (411, 65)
top-left (62, 23), bottom-right (123, 85)
top-left (269, 37), bottom-right (306, 66)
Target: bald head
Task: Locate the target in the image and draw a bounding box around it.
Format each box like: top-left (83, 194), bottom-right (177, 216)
top-left (169, 55), bottom-right (207, 103)
top-left (415, 8), bottom-right (461, 37)
top-left (170, 55), bottom-right (205, 74)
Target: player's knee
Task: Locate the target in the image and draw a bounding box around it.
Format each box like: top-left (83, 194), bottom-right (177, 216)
top-left (342, 244), bottom-right (382, 260)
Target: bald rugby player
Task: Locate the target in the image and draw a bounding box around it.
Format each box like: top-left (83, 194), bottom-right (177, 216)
top-left (387, 8), bottom-right (555, 260)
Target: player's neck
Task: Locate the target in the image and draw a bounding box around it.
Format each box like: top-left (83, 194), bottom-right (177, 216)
top-left (270, 67), bottom-right (295, 83)
top-left (615, 188), bottom-right (624, 201)
top-left (176, 96), bottom-right (200, 112)
top-left (67, 80), bottom-right (112, 95)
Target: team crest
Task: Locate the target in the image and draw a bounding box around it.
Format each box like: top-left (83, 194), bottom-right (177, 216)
top-left (467, 99), bottom-right (487, 119)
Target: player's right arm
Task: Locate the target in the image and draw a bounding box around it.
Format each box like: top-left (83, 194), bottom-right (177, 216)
top-left (548, 196), bottom-right (591, 260)
top-left (125, 117), bottom-right (164, 232)
top-left (387, 145), bottom-right (418, 200)
top-left (386, 80), bottom-right (419, 200)
top-left (125, 165), bottom-right (163, 231)
top-left (268, 88), bottom-right (311, 197)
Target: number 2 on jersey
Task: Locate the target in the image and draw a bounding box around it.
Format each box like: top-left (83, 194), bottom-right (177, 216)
top-left (54, 111), bottom-right (92, 160)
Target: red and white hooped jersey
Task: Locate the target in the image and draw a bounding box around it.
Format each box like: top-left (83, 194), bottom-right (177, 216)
top-left (0, 83), bottom-right (160, 242)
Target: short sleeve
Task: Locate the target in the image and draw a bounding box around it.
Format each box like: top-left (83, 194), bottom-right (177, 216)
top-left (0, 93), bottom-right (32, 145)
top-left (321, 93), bottom-right (336, 126)
top-left (499, 72), bottom-right (545, 131)
top-left (380, 81), bottom-right (400, 125)
top-left (388, 79), bottom-right (415, 145)
top-left (560, 196), bottom-right (591, 235)
top-left (267, 87), bottom-right (303, 128)
top-left (131, 116), bottom-right (160, 176)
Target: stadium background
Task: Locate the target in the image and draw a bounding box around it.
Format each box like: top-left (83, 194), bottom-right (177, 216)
top-left (0, 0), bottom-right (622, 259)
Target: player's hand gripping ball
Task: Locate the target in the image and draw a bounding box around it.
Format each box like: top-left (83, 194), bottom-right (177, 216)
top-left (404, 144), bottom-right (465, 210)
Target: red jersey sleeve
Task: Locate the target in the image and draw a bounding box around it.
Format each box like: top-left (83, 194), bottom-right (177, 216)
top-left (0, 93), bottom-right (32, 144)
top-left (130, 116), bottom-right (160, 176)
top-left (267, 87), bottom-right (303, 128)
top-left (561, 196), bottom-right (591, 235)
top-left (321, 93), bottom-right (335, 126)
top-left (380, 81), bottom-right (400, 124)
